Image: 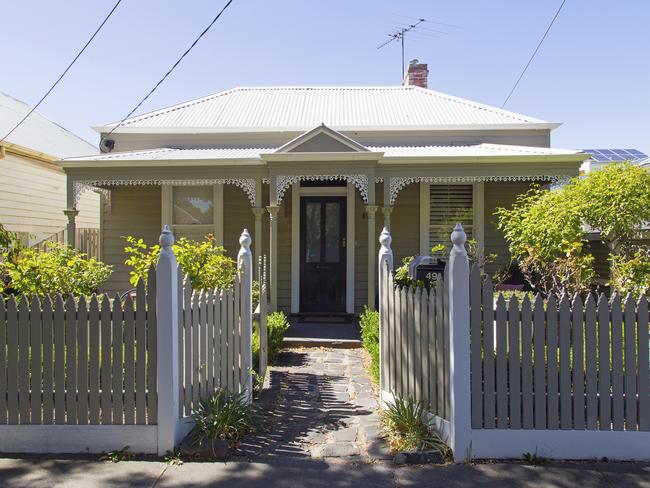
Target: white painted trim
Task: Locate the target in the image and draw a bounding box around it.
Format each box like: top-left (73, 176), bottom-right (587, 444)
top-left (419, 182), bottom-right (430, 255)
top-left (300, 186), bottom-right (347, 196)
top-left (473, 182), bottom-right (485, 252)
top-left (291, 184), bottom-right (300, 314)
top-left (214, 183), bottom-right (224, 246)
top-left (346, 183), bottom-right (355, 314)
top-left (161, 185), bottom-right (172, 228)
top-left (0, 425), bottom-right (158, 454)
top-left (468, 429), bottom-right (650, 461)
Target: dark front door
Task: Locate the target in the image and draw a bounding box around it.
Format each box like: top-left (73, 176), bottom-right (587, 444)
top-left (300, 196), bottom-right (347, 313)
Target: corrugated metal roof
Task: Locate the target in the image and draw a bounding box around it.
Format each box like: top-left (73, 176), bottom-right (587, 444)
top-left (99, 86), bottom-right (553, 132)
top-left (368, 143), bottom-right (582, 157)
top-left (63, 143), bottom-right (581, 162)
top-left (0, 91), bottom-right (97, 158)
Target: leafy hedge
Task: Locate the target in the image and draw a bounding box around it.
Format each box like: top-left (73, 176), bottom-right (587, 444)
top-left (360, 307), bottom-right (380, 384)
top-left (252, 311), bottom-right (290, 371)
top-left (1, 242), bottom-right (112, 296)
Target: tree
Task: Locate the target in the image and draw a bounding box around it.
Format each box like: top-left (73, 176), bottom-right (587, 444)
top-left (573, 162), bottom-right (650, 255)
top-left (496, 162), bottom-right (650, 297)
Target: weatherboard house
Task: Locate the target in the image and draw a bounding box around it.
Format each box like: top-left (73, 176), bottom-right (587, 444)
top-left (60, 61), bottom-right (587, 315)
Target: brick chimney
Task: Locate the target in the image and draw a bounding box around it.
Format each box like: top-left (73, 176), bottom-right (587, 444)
top-left (403, 59), bottom-right (429, 88)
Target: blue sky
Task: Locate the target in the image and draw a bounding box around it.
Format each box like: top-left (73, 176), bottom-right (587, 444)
top-left (2, 1), bottom-right (649, 153)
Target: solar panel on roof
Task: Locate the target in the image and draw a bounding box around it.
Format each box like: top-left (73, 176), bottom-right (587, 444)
top-left (582, 148), bottom-right (648, 163)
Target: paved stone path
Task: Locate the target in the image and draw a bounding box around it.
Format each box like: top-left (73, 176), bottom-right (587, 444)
top-left (235, 348), bottom-right (391, 461)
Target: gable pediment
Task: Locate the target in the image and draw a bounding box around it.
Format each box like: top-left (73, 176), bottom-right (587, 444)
top-left (275, 124), bottom-right (369, 154)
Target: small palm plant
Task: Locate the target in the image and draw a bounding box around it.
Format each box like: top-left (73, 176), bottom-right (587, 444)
top-left (381, 396), bottom-right (447, 453)
top-left (190, 389), bottom-right (256, 456)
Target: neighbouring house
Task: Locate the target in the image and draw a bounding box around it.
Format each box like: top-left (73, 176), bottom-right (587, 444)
top-left (59, 60), bottom-right (588, 315)
top-left (0, 91), bottom-right (100, 249)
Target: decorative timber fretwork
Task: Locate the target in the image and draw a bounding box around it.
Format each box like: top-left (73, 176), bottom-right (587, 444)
top-left (387, 174), bottom-right (573, 205)
top-left (72, 178), bottom-right (257, 207)
top-left (275, 174), bottom-right (369, 203)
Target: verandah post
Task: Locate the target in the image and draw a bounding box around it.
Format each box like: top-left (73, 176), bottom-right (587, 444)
top-left (448, 223), bottom-right (472, 461)
top-left (378, 227), bottom-right (394, 404)
top-left (238, 229), bottom-right (254, 403)
top-left (156, 225), bottom-right (181, 455)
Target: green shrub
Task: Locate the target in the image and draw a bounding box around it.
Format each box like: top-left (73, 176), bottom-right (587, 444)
top-left (0, 222), bottom-right (23, 261)
top-left (0, 242), bottom-right (112, 296)
top-left (252, 311), bottom-right (289, 371)
top-left (190, 389), bottom-right (255, 454)
top-left (124, 234), bottom-right (236, 290)
top-left (360, 307), bottom-right (379, 384)
top-left (381, 396), bottom-right (446, 453)
top-left (611, 246), bottom-right (650, 298)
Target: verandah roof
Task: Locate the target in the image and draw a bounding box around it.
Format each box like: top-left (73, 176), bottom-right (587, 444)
top-left (61, 143), bottom-right (583, 165)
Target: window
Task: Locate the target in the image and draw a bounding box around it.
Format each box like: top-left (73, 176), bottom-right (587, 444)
top-left (173, 186), bottom-right (214, 225)
top-left (429, 184), bottom-right (473, 249)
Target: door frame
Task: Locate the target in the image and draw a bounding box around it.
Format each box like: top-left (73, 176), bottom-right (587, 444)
top-left (291, 183), bottom-right (355, 314)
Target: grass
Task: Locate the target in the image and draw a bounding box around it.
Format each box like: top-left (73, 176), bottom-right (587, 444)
top-left (164, 448), bottom-right (184, 465)
top-left (381, 396), bottom-right (448, 454)
top-left (99, 446), bottom-right (133, 463)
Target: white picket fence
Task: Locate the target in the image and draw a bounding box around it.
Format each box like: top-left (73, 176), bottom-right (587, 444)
top-left (471, 274), bottom-right (650, 432)
top-left (0, 272), bottom-right (157, 427)
top-left (0, 226), bottom-right (257, 455)
top-left (379, 223), bottom-right (650, 461)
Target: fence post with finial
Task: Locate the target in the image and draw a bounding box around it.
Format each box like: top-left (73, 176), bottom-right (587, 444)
top-left (378, 227), bottom-right (394, 404)
top-left (155, 225), bottom-right (181, 455)
top-left (238, 229), bottom-right (253, 403)
top-left (448, 223), bottom-right (472, 461)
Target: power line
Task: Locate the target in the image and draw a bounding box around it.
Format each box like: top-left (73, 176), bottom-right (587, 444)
top-left (0, 0), bottom-right (124, 144)
top-left (501, 0), bottom-right (567, 108)
top-left (102, 0), bottom-right (235, 141)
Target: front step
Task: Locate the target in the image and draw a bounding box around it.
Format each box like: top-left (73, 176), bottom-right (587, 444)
top-left (283, 337), bottom-right (361, 349)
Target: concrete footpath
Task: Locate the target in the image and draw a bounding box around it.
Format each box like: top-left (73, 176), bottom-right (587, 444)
top-left (0, 456), bottom-right (648, 487)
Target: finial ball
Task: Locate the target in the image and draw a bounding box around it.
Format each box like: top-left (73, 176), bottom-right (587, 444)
top-left (379, 227), bottom-right (392, 247)
top-left (159, 225), bottom-right (175, 247)
top-left (450, 222), bottom-right (466, 247)
top-left (239, 228), bottom-right (252, 248)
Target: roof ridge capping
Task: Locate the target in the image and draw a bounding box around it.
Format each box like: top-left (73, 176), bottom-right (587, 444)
top-left (94, 86), bottom-right (559, 133)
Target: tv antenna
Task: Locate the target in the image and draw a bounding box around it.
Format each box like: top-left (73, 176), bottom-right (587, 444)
top-left (377, 18), bottom-right (427, 76)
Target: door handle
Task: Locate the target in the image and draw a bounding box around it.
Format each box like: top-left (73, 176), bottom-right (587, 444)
top-left (342, 238), bottom-right (346, 248)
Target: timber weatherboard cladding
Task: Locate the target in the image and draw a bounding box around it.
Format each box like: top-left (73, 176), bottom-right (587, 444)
top-left (101, 186), bottom-right (161, 295)
top-left (0, 152), bottom-right (99, 238)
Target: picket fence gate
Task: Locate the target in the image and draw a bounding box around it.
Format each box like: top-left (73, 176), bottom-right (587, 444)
top-left (378, 223), bottom-right (650, 461)
top-left (379, 234), bottom-right (450, 420)
top-left (0, 226), bottom-right (258, 455)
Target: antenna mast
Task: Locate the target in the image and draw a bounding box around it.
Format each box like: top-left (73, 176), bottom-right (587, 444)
top-left (377, 18), bottom-right (426, 76)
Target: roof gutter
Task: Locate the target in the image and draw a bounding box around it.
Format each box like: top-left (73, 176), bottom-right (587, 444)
top-left (0, 141), bottom-right (58, 165)
top-left (381, 153), bottom-right (589, 164)
top-left (58, 152), bottom-right (587, 170)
